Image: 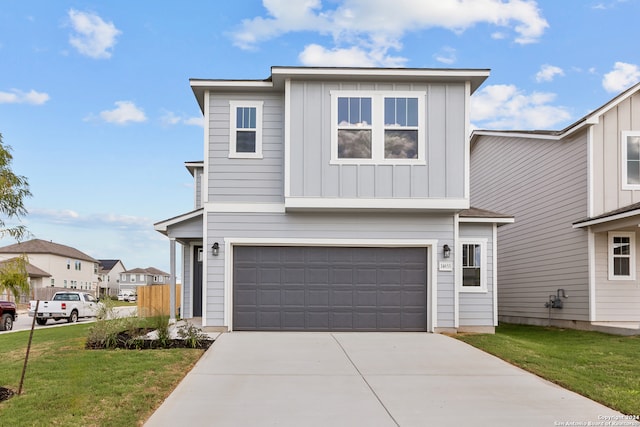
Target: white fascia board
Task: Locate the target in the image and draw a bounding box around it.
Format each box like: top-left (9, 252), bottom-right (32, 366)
top-left (206, 202), bottom-right (286, 213)
top-left (459, 217), bottom-right (514, 224)
top-left (189, 79), bottom-right (273, 89)
top-left (154, 210), bottom-right (204, 232)
top-left (572, 209), bottom-right (640, 228)
top-left (285, 197), bottom-right (469, 211)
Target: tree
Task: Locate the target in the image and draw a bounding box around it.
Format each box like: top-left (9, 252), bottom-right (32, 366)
top-left (0, 133), bottom-right (31, 300)
top-left (0, 133), bottom-right (31, 240)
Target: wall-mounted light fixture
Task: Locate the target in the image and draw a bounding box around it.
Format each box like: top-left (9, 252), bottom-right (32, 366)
top-left (443, 244), bottom-right (451, 258)
top-left (212, 242), bottom-right (220, 256)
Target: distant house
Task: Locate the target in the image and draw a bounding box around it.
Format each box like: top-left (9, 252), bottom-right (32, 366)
top-left (0, 257), bottom-right (51, 302)
top-left (470, 82), bottom-right (640, 334)
top-left (0, 238), bottom-right (99, 295)
top-left (155, 66), bottom-right (513, 333)
top-left (98, 259), bottom-right (126, 297)
top-left (120, 267), bottom-right (170, 291)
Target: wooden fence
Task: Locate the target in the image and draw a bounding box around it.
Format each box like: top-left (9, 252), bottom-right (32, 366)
top-left (137, 284), bottom-right (181, 317)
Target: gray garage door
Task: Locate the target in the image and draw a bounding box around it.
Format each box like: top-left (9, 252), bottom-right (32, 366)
top-left (233, 246), bottom-right (427, 331)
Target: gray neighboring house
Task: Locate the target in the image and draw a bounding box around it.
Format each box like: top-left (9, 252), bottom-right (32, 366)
top-left (155, 66), bottom-right (513, 333)
top-left (119, 267), bottom-right (170, 291)
top-left (470, 82), bottom-right (640, 334)
top-left (98, 259), bottom-right (126, 297)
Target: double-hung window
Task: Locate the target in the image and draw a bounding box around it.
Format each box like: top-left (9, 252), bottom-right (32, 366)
top-left (332, 91), bottom-right (425, 164)
top-left (622, 131), bottom-right (640, 189)
top-left (608, 231), bottom-right (635, 280)
top-left (229, 101), bottom-right (263, 158)
top-left (459, 239), bottom-right (487, 292)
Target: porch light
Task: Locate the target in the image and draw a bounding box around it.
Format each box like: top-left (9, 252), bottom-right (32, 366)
top-left (212, 242), bottom-right (220, 256)
top-left (443, 244), bottom-right (451, 258)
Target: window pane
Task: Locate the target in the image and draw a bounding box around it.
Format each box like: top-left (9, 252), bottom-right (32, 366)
top-left (407, 98), bottom-right (418, 126)
top-left (613, 237), bottom-right (630, 255)
top-left (628, 136), bottom-right (640, 161)
top-left (463, 267), bottom-right (481, 286)
top-left (236, 131), bottom-right (256, 153)
top-left (338, 97), bottom-right (371, 126)
top-left (338, 130), bottom-right (372, 158)
top-left (237, 107), bottom-right (257, 129)
top-left (385, 97), bottom-right (418, 127)
top-left (385, 130), bottom-right (418, 159)
top-left (361, 98), bottom-right (371, 125)
top-left (614, 257), bottom-right (630, 276)
top-left (384, 97), bottom-right (395, 125)
top-left (628, 161), bottom-right (640, 185)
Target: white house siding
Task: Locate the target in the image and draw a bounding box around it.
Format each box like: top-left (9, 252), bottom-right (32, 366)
top-left (208, 92), bottom-right (284, 203)
top-left (470, 133), bottom-right (590, 323)
top-left (205, 211), bottom-right (456, 329)
top-left (459, 223), bottom-right (495, 326)
top-left (194, 167), bottom-right (203, 209)
top-left (592, 92), bottom-right (640, 215)
top-left (288, 81), bottom-right (467, 200)
top-left (593, 227), bottom-right (640, 321)
top-left (181, 244), bottom-right (192, 318)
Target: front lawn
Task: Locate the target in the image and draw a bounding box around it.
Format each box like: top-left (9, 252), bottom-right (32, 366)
top-left (0, 324), bottom-right (204, 426)
top-left (456, 323), bottom-right (640, 416)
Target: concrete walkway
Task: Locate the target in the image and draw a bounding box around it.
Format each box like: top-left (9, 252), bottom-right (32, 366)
top-left (145, 332), bottom-right (638, 427)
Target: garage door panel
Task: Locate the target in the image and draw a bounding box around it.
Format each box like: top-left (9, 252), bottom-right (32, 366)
top-left (233, 246), bottom-right (427, 331)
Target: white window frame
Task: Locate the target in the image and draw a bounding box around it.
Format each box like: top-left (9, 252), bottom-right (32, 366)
top-left (608, 231), bottom-right (636, 280)
top-left (229, 100), bottom-right (263, 159)
top-left (458, 238), bottom-right (488, 293)
top-left (330, 90), bottom-right (426, 165)
top-left (621, 131), bottom-right (640, 190)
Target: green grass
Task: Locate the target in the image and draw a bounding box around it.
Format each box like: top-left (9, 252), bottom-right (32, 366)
top-left (456, 323), bottom-right (640, 415)
top-left (0, 324), bottom-right (204, 426)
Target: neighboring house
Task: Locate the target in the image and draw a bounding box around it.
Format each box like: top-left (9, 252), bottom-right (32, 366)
top-left (155, 66), bottom-right (513, 333)
top-left (0, 257), bottom-right (51, 302)
top-left (119, 267), bottom-right (170, 291)
top-left (0, 238), bottom-right (99, 292)
top-left (470, 82), bottom-right (640, 334)
top-left (98, 259), bottom-right (126, 297)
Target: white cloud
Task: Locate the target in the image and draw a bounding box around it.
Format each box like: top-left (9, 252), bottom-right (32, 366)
top-left (471, 84), bottom-right (572, 129)
top-left (602, 62), bottom-right (640, 93)
top-left (232, 0), bottom-right (549, 65)
top-left (298, 43), bottom-right (406, 67)
top-left (98, 101), bottom-right (147, 125)
top-left (433, 46), bottom-right (457, 65)
top-left (0, 89), bottom-right (50, 105)
top-left (160, 111), bottom-right (204, 127)
top-left (68, 9), bottom-right (121, 59)
top-left (535, 64), bottom-right (564, 82)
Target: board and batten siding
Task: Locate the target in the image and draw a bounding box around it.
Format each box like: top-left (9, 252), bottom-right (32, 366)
top-left (194, 167), bottom-right (203, 209)
top-left (591, 91), bottom-right (640, 215)
top-left (470, 133), bottom-right (590, 321)
top-left (204, 211), bottom-right (456, 328)
top-left (288, 81), bottom-right (467, 199)
top-left (459, 223), bottom-right (495, 326)
top-left (181, 244), bottom-right (192, 318)
top-left (593, 227), bottom-right (640, 321)
top-left (208, 93), bottom-right (284, 203)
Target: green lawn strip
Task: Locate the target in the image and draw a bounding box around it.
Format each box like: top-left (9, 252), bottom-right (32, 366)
top-left (0, 324), bottom-right (203, 426)
top-left (456, 324), bottom-right (640, 416)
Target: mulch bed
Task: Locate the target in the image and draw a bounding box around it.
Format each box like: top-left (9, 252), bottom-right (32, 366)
top-left (85, 328), bottom-right (214, 350)
top-left (0, 386), bottom-right (15, 403)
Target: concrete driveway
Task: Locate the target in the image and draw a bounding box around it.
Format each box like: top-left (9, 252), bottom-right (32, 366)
top-left (145, 332), bottom-right (637, 427)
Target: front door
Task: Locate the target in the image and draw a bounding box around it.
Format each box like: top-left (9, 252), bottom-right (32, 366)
top-left (193, 246), bottom-right (203, 317)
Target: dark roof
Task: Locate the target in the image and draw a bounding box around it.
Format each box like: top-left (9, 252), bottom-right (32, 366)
top-left (123, 267), bottom-right (169, 276)
top-left (0, 257), bottom-right (51, 278)
top-left (0, 239), bottom-right (97, 263)
top-left (459, 207), bottom-right (513, 219)
top-left (98, 259), bottom-right (122, 271)
top-left (573, 201), bottom-right (640, 227)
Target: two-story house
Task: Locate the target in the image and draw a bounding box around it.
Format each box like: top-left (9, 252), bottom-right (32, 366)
top-left (0, 238), bottom-right (99, 294)
top-left (470, 82), bottom-right (640, 334)
top-left (119, 267), bottom-right (170, 291)
top-left (155, 66), bottom-right (513, 333)
top-left (97, 259), bottom-right (126, 297)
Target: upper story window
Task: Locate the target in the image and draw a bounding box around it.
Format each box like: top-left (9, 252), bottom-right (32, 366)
top-left (622, 131), bottom-right (640, 189)
top-left (75, 260), bottom-right (81, 271)
top-left (460, 239), bottom-right (487, 292)
top-left (331, 91), bottom-right (425, 164)
top-left (608, 231), bottom-right (636, 280)
top-left (229, 101), bottom-right (263, 159)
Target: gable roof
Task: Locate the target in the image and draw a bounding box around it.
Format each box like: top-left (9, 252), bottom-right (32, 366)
top-left (0, 257), bottom-right (51, 278)
top-left (471, 81), bottom-right (640, 143)
top-left (0, 239), bottom-right (97, 263)
top-left (123, 267), bottom-right (170, 276)
top-left (459, 207), bottom-right (514, 225)
top-left (573, 201), bottom-right (640, 228)
top-left (98, 259), bottom-right (124, 271)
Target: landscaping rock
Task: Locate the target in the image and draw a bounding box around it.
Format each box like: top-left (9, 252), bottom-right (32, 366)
top-left (0, 386), bottom-right (15, 402)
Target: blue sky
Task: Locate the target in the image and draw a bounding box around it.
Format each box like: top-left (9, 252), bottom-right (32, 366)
top-left (1, 0), bottom-right (639, 275)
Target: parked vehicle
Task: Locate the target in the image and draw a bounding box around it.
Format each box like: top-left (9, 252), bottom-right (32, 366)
top-left (28, 291), bottom-right (101, 325)
top-left (126, 293), bottom-right (137, 303)
top-left (117, 290), bottom-right (135, 301)
top-left (0, 300), bottom-right (17, 331)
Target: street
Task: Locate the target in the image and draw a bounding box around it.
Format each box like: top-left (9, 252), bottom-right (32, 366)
top-left (1, 305), bottom-right (137, 333)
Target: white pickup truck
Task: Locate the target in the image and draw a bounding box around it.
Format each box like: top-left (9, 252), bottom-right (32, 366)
top-left (29, 291), bottom-right (102, 325)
